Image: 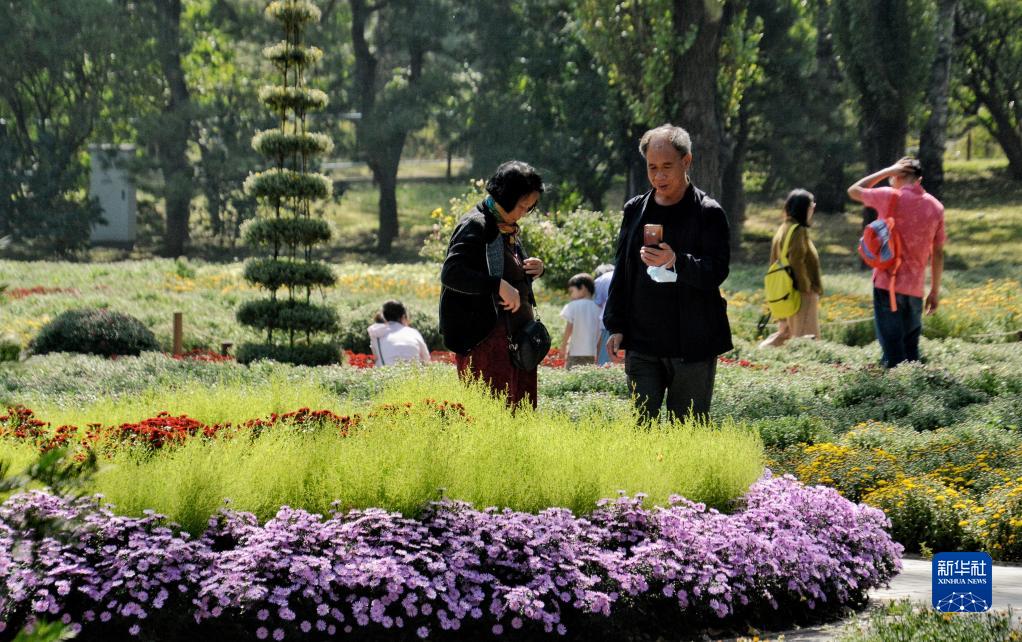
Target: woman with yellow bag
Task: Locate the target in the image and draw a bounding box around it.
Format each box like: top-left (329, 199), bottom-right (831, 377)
top-left (759, 189), bottom-right (822, 348)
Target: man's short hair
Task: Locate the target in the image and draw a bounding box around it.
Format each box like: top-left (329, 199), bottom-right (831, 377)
top-left (639, 124), bottom-right (692, 159)
top-left (567, 273), bottom-right (595, 295)
top-left (381, 300), bottom-right (407, 322)
top-left (594, 263), bottom-right (614, 278)
top-left (899, 156), bottom-right (923, 178)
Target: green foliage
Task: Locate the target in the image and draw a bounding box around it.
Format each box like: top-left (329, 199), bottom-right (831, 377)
top-left (0, 336), bottom-right (20, 362)
top-left (238, 1), bottom-right (337, 364)
top-left (262, 42), bottom-right (324, 68)
top-left (0, 0), bottom-right (142, 256)
top-left (574, 0), bottom-right (678, 126)
top-left (6, 371), bottom-right (763, 533)
top-left (833, 364), bottom-right (989, 430)
top-left (242, 258), bottom-right (336, 290)
top-left (243, 168), bottom-right (332, 201)
top-left (265, 0), bottom-right (322, 26)
top-left (521, 209), bottom-right (620, 287)
top-left (251, 130), bottom-right (333, 159)
top-left (954, 0), bottom-right (1022, 179)
top-left (841, 600), bottom-right (1022, 641)
top-left (236, 299), bottom-right (339, 334)
top-left (864, 475), bottom-right (974, 554)
top-left (463, 1), bottom-right (628, 211)
top-left (419, 180), bottom-right (485, 262)
top-left (235, 341), bottom-right (339, 366)
top-left (257, 85), bottom-right (330, 114)
top-left (11, 620), bottom-right (75, 642)
top-left (242, 217), bottom-right (333, 247)
top-left (30, 308), bottom-right (160, 357)
top-left (831, 0), bottom-right (938, 167)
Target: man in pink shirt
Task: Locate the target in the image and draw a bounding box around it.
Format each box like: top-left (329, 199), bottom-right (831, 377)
top-left (848, 157), bottom-right (946, 367)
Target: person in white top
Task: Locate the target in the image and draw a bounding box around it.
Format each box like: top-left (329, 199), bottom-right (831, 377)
top-left (559, 273), bottom-right (601, 369)
top-left (366, 300), bottom-right (430, 366)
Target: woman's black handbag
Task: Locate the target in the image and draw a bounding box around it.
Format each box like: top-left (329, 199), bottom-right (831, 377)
top-left (508, 318), bottom-right (551, 371)
top-left (487, 233), bottom-right (551, 371)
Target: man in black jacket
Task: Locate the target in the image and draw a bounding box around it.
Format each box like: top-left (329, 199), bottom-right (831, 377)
top-left (604, 124), bottom-right (733, 423)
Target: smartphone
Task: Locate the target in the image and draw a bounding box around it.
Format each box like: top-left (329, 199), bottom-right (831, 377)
top-left (643, 223), bottom-right (663, 248)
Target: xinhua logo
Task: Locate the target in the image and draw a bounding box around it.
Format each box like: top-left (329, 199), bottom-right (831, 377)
top-left (932, 552), bottom-right (993, 612)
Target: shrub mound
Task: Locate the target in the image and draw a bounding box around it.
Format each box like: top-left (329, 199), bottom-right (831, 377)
top-left (30, 308), bottom-right (159, 357)
top-left (0, 474), bottom-right (901, 640)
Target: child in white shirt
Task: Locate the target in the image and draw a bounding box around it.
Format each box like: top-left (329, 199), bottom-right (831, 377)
top-left (559, 273), bottom-right (601, 369)
top-left (366, 300), bottom-right (430, 366)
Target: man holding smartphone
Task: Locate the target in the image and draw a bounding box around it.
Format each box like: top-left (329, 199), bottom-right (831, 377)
top-left (603, 124), bottom-right (733, 424)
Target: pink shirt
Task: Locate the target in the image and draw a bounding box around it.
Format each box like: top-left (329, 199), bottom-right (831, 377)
top-left (860, 183), bottom-right (945, 298)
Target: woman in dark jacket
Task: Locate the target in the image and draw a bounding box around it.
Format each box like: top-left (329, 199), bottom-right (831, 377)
top-left (439, 161), bottom-right (545, 408)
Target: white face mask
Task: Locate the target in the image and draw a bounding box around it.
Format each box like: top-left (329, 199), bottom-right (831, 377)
top-left (646, 264), bottom-right (678, 283)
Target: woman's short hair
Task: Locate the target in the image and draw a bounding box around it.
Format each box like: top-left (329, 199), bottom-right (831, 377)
top-left (639, 124), bottom-right (692, 159)
top-left (485, 160), bottom-right (544, 212)
top-left (784, 189), bottom-right (815, 227)
top-left (567, 273), bottom-right (595, 295)
top-left (381, 300), bottom-right (407, 323)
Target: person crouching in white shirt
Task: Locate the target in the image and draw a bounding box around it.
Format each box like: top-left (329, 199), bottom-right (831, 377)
top-left (367, 300), bottom-right (431, 366)
top-left (560, 273), bottom-right (602, 369)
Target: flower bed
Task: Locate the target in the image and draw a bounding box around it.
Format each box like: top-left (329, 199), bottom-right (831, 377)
top-left (773, 421), bottom-right (1022, 560)
top-left (0, 474), bottom-right (900, 640)
top-left (0, 401), bottom-right (466, 454)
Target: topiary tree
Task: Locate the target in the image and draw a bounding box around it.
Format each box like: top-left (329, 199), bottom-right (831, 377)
top-left (237, 0), bottom-right (338, 366)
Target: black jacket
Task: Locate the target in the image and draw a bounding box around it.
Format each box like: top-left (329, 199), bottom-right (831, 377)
top-left (439, 204), bottom-right (504, 355)
top-left (603, 185), bottom-right (733, 361)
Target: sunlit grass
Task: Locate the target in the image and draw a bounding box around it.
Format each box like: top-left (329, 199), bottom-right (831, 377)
top-left (1, 370), bottom-right (764, 535)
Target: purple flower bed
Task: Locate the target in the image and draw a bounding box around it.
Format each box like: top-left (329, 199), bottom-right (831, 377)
top-left (0, 474), bottom-right (901, 641)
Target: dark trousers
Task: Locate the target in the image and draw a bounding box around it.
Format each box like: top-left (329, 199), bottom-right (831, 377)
top-left (873, 287), bottom-right (924, 368)
top-left (455, 323), bottom-right (537, 409)
top-left (624, 351), bottom-right (716, 424)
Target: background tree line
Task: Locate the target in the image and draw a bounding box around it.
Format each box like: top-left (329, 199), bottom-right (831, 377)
top-left (1, 0), bottom-right (1020, 257)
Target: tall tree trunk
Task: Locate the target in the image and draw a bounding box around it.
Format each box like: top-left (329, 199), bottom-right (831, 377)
top-left (370, 134), bottom-right (406, 254)
top-left (859, 99), bottom-right (907, 227)
top-left (623, 123), bottom-right (647, 203)
top-left (153, 0), bottom-right (193, 258)
top-left (919, 0), bottom-right (959, 201)
top-left (721, 101), bottom-right (749, 260)
top-left (980, 100), bottom-right (1022, 180)
top-left (812, 0), bottom-right (848, 212)
top-left (861, 107), bottom-right (908, 173)
top-left (668, 0), bottom-right (727, 200)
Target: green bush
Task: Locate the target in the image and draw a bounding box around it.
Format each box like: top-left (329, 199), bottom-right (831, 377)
top-left (265, 0), bottom-right (321, 25)
top-left (235, 341), bottom-right (339, 366)
top-left (862, 475), bottom-right (974, 554)
top-left (0, 336), bottom-right (20, 362)
top-left (833, 363), bottom-right (989, 430)
top-left (752, 415), bottom-right (834, 451)
top-left (236, 299), bottom-right (338, 334)
top-left (521, 209), bottom-right (620, 287)
top-left (251, 129), bottom-right (332, 158)
top-left (243, 168), bottom-right (332, 201)
top-left (257, 85), bottom-right (328, 113)
top-left (261, 42), bottom-right (324, 68)
top-left (243, 258), bottom-right (336, 290)
top-left (30, 308), bottom-right (160, 357)
top-left (241, 217), bottom-right (333, 247)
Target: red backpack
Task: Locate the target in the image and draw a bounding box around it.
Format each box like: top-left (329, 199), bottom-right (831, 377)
top-left (858, 192), bottom-right (903, 311)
